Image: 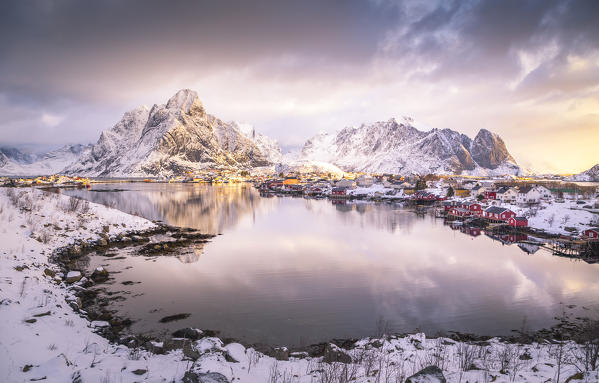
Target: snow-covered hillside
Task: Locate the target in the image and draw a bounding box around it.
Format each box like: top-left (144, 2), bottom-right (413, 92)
top-left (0, 144), bottom-right (90, 176)
top-left (569, 164), bottom-right (599, 182)
top-left (64, 90), bottom-right (280, 177)
top-left (1, 188), bottom-right (597, 382)
top-left (298, 118), bottom-right (521, 176)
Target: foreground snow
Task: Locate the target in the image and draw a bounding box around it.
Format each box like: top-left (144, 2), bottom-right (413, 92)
top-left (0, 187), bottom-right (597, 382)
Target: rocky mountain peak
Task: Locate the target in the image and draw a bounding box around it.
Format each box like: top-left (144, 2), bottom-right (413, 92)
top-left (471, 129), bottom-right (516, 169)
top-left (63, 89), bottom-right (280, 176)
top-left (166, 89), bottom-right (205, 116)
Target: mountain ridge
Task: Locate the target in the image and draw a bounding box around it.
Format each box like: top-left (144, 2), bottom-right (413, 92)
top-left (1, 89), bottom-right (525, 177)
top-left (0, 144), bottom-right (92, 176)
top-left (298, 118), bottom-right (521, 176)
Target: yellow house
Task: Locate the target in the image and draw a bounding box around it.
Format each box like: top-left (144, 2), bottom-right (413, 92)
top-left (283, 178), bottom-right (299, 185)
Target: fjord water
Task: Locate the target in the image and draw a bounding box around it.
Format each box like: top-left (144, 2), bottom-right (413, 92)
top-left (64, 184), bottom-right (599, 346)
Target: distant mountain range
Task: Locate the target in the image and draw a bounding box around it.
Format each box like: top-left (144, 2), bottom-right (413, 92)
top-left (0, 89), bottom-right (525, 177)
top-left (297, 118), bottom-right (521, 176)
top-left (0, 144), bottom-right (91, 176)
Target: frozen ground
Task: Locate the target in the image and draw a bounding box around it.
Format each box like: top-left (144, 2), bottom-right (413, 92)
top-left (0, 187), bottom-right (598, 382)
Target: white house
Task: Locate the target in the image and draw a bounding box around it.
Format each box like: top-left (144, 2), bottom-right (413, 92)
top-left (515, 185), bottom-right (552, 204)
top-left (533, 185), bottom-right (552, 199)
top-left (356, 175), bottom-right (374, 187)
top-left (336, 179), bottom-right (356, 189)
top-left (496, 187), bottom-right (518, 203)
top-left (516, 186), bottom-right (542, 204)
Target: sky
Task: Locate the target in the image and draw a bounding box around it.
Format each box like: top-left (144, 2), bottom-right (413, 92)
top-left (0, 0), bottom-right (598, 174)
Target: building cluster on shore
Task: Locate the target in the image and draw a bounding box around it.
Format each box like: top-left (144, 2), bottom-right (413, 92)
top-left (255, 172), bottom-right (599, 245)
top-left (2, 170), bottom-right (598, 245)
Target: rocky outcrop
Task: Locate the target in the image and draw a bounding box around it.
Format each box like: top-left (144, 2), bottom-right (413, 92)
top-left (470, 129), bottom-right (516, 170)
top-left (405, 366), bottom-right (446, 383)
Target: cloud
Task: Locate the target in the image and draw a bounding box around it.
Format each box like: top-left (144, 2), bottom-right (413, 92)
top-left (0, 0), bottom-right (597, 172)
top-left (40, 113), bottom-right (63, 128)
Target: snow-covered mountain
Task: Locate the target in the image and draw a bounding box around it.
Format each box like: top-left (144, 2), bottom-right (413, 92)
top-left (297, 118), bottom-right (521, 175)
top-left (569, 164), bottom-right (599, 182)
top-left (2, 90), bottom-right (524, 177)
top-left (0, 144), bottom-right (91, 176)
top-left (65, 90), bottom-right (279, 177)
top-left (232, 122), bottom-right (283, 163)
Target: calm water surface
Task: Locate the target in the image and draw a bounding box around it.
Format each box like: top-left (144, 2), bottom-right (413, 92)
top-left (64, 183), bottom-right (599, 346)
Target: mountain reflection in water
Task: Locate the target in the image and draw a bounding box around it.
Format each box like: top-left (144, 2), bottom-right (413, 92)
top-left (64, 184), bottom-right (599, 346)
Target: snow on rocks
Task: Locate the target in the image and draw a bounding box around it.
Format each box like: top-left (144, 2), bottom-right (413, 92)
top-left (406, 366), bottom-right (446, 383)
top-left (65, 270), bottom-right (82, 283)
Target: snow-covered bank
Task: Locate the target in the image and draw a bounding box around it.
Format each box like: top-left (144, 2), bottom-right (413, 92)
top-left (499, 200), bottom-right (596, 236)
top-left (1, 188), bottom-right (598, 382)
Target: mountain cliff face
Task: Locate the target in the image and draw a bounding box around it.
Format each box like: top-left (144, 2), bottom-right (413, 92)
top-left (65, 90), bottom-right (276, 177)
top-left (298, 118), bottom-right (521, 175)
top-left (0, 144), bottom-right (91, 176)
top-left (570, 164), bottom-right (599, 182)
top-left (232, 122), bottom-right (283, 163)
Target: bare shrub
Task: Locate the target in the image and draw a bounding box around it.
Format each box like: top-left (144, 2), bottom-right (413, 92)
top-left (80, 200), bottom-right (90, 214)
top-left (493, 343), bottom-right (528, 382)
top-left (6, 188), bottom-right (19, 206)
top-left (129, 346), bottom-right (143, 360)
top-left (419, 338), bottom-right (450, 371)
top-left (457, 343), bottom-right (479, 371)
top-left (570, 319), bottom-right (599, 373)
top-left (315, 361), bottom-right (358, 383)
top-left (549, 341), bottom-right (570, 383)
top-left (39, 229), bottom-right (51, 244)
top-left (356, 349), bottom-right (379, 377)
top-left (64, 197), bottom-right (82, 213)
top-left (17, 193), bottom-right (33, 211)
top-left (268, 361), bottom-right (298, 383)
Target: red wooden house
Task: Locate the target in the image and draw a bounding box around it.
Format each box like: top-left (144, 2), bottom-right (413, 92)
top-left (583, 228), bottom-right (599, 240)
top-left (483, 206), bottom-right (517, 222)
top-left (462, 202), bottom-right (483, 216)
top-left (483, 191), bottom-right (497, 200)
top-left (508, 217), bottom-right (528, 227)
top-left (448, 207), bottom-right (471, 218)
top-left (331, 187), bottom-right (348, 198)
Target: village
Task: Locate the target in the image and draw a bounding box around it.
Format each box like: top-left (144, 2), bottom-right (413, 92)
top-left (2, 170), bottom-right (599, 258)
top-left (254, 172), bottom-right (599, 257)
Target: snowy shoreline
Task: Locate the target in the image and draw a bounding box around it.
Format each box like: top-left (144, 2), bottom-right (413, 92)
top-left (1, 187), bottom-right (598, 382)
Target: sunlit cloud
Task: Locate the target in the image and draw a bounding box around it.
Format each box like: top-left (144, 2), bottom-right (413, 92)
top-left (0, 0), bottom-right (597, 172)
